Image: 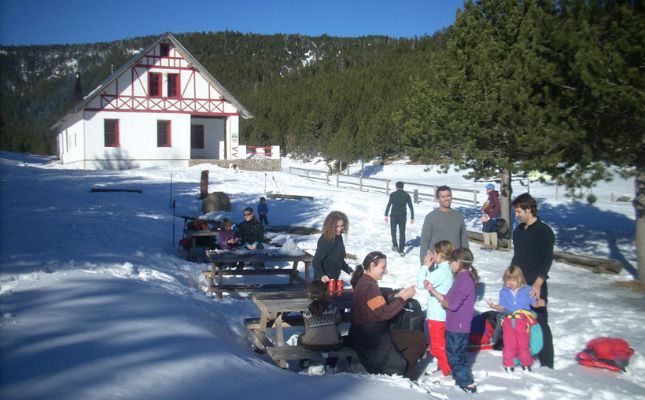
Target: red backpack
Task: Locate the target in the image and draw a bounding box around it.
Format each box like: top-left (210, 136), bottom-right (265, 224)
top-left (576, 337), bottom-right (634, 372)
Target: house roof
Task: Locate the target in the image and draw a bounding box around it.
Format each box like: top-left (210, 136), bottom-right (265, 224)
top-left (52, 32), bottom-right (253, 130)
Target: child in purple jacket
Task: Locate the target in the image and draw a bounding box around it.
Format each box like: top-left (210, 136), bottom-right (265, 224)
top-left (218, 218), bottom-right (240, 250)
top-left (425, 248), bottom-right (478, 394)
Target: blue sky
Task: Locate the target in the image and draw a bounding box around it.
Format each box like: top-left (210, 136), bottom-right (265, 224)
top-left (0, 0), bottom-right (463, 46)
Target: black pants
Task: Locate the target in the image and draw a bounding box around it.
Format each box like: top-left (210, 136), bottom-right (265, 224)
top-left (390, 215), bottom-right (406, 252)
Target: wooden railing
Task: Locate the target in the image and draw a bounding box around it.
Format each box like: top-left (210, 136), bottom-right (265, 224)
top-left (288, 166), bottom-right (479, 207)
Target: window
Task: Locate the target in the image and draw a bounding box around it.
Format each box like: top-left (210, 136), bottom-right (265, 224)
top-left (191, 125), bottom-right (204, 149)
top-left (167, 73), bottom-right (180, 98)
top-left (149, 72), bottom-right (162, 97)
top-left (157, 120), bottom-right (171, 147)
top-left (159, 43), bottom-right (170, 57)
top-left (104, 119), bottom-right (119, 147)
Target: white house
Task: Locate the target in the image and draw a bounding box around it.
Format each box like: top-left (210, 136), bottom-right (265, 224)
top-left (53, 33), bottom-right (276, 170)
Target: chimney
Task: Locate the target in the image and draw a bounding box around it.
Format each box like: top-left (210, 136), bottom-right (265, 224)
top-left (74, 72), bottom-right (83, 103)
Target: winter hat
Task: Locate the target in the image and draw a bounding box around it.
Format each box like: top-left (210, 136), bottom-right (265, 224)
top-left (485, 183), bottom-right (495, 190)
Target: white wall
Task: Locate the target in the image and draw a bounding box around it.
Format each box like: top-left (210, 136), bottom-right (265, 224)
top-left (84, 111), bottom-right (191, 167)
top-left (56, 112), bottom-right (84, 165)
top-left (190, 117), bottom-right (225, 159)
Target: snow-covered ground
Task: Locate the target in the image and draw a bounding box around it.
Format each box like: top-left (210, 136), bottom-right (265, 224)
top-left (1, 152), bottom-right (643, 400)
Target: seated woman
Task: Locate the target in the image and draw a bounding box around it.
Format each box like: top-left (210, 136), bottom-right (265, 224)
top-left (348, 251), bottom-right (426, 380)
top-left (236, 207), bottom-right (264, 250)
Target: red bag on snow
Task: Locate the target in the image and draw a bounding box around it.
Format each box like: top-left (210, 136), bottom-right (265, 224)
top-left (576, 337), bottom-right (634, 372)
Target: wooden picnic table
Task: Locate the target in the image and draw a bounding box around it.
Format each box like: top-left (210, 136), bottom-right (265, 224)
top-left (205, 250), bottom-right (314, 296)
top-left (248, 289), bottom-right (353, 357)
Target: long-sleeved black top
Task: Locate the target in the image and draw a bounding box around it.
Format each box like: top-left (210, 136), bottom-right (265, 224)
top-left (312, 234), bottom-right (352, 280)
top-left (511, 218), bottom-right (555, 287)
top-left (384, 189), bottom-right (414, 219)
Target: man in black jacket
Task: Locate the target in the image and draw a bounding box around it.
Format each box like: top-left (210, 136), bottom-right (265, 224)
top-left (384, 181), bottom-right (414, 256)
top-left (510, 193), bottom-right (555, 369)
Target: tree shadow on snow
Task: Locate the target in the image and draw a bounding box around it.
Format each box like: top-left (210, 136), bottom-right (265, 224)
top-left (459, 199), bottom-right (637, 277)
top-left (350, 164), bottom-right (384, 178)
top-left (538, 201), bottom-right (636, 278)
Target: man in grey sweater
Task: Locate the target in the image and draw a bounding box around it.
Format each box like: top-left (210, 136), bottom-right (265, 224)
top-left (419, 185), bottom-right (469, 264)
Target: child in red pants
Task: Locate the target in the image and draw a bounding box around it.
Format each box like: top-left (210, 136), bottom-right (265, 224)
top-left (417, 240), bottom-right (454, 376)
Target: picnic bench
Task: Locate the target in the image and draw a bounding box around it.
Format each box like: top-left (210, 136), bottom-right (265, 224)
top-left (247, 289), bottom-right (357, 368)
top-left (177, 216), bottom-right (220, 262)
top-left (205, 250), bottom-right (314, 296)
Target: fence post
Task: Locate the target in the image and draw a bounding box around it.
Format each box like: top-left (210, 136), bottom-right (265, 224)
top-left (473, 190), bottom-right (477, 207)
top-left (414, 189), bottom-right (419, 204)
top-left (336, 174), bottom-right (339, 188)
top-left (359, 176), bottom-right (363, 191)
top-left (386, 180), bottom-right (390, 195)
top-left (326, 173), bottom-right (329, 186)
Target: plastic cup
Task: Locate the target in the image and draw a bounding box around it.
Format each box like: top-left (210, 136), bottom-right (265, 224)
top-left (327, 279), bottom-right (336, 294)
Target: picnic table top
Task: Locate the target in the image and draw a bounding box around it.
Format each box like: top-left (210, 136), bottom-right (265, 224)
top-left (184, 229), bottom-right (219, 237)
top-left (206, 249), bottom-right (313, 263)
top-left (250, 289), bottom-right (353, 312)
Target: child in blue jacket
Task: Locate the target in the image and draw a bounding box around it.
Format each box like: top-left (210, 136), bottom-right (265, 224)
top-left (417, 240), bottom-right (454, 376)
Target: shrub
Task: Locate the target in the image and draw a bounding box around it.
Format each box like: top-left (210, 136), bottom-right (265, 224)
top-left (586, 193), bottom-right (597, 204)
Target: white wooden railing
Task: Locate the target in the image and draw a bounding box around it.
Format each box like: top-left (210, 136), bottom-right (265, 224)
top-left (288, 166), bottom-right (479, 207)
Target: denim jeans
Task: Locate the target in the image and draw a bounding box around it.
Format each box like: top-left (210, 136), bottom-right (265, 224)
top-left (446, 331), bottom-right (473, 387)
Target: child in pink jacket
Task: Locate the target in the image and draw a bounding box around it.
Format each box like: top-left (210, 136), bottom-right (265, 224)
top-left (488, 266), bottom-right (545, 371)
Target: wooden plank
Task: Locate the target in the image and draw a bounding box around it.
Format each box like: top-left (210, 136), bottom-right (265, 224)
top-left (266, 193), bottom-right (314, 200)
top-left (467, 230), bottom-right (511, 249)
top-left (266, 226), bottom-right (321, 235)
top-left (206, 250), bottom-right (313, 264)
top-left (553, 251), bottom-right (623, 274)
top-left (467, 229), bottom-right (622, 274)
top-left (215, 268), bottom-right (298, 276)
top-left (267, 345), bottom-right (358, 363)
top-left (210, 283), bottom-right (307, 294)
top-left (90, 188), bottom-right (142, 193)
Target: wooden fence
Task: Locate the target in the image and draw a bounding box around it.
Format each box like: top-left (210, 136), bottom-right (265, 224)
top-left (288, 166), bottom-right (479, 207)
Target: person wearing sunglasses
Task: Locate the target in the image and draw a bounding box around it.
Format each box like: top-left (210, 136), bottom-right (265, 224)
top-left (236, 207), bottom-right (264, 250)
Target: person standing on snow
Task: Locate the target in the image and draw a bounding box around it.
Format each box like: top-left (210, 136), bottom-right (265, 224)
top-left (384, 181), bottom-right (414, 256)
top-left (480, 183), bottom-right (501, 250)
top-left (419, 185), bottom-right (469, 265)
top-left (510, 193), bottom-right (555, 369)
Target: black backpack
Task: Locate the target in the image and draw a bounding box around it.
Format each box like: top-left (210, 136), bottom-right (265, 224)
top-left (380, 288), bottom-right (426, 332)
top-left (496, 218), bottom-right (510, 239)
